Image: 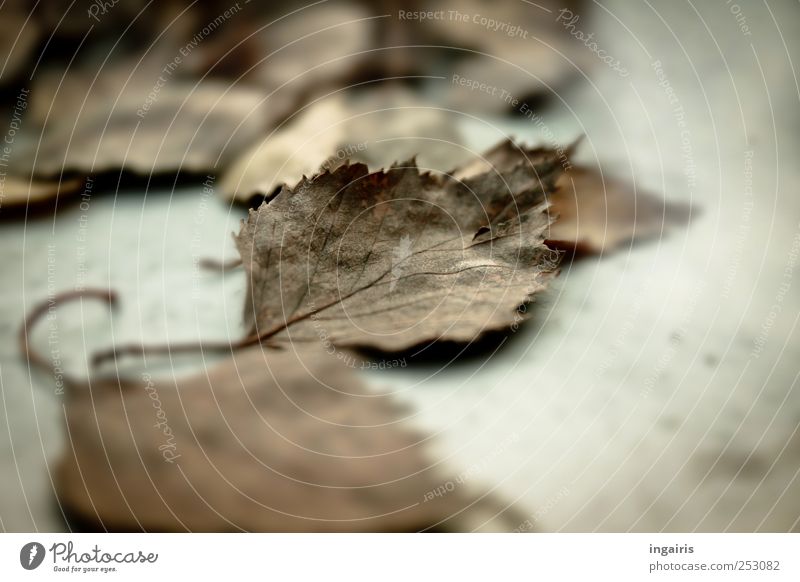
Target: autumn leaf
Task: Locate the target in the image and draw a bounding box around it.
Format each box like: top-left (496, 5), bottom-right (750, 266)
top-left (546, 166), bottom-right (693, 254)
top-left (23, 291), bottom-right (523, 532)
top-left (59, 348), bottom-right (483, 531)
top-left (414, 0), bottom-right (594, 113)
top-left (90, 140), bottom-right (691, 368)
top-left (233, 140), bottom-right (564, 353)
top-left (0, 3), bottom-right (41, 84)
top-left (220, 89), bottom-right (472, 204)
top-left (7, 1), bottom-right (595, 186)
top-left (20, 75), bottom-right (273, 177)
top-left (0, 175), bottom-right (84, 213)
top-left (183, 1), bottom-right (375, 94)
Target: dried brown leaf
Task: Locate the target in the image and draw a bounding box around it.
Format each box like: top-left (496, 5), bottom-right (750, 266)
top-left (546, 166), bottom-right (693, 254)
top-left (220, 89), bottom-right (472, 203)
top-left (234, 140), bottom-right (564, 352)
top-left (183, 2), bottom-right (375, 99)
top-left (56, 345), bottom-right (507, 532)
top-left (21, 291), bottom-right (521, 532)
top-left (0, 174), bottom-right (84, 212)
top-left (21, 67), bottom-right (275, 177)
top-left (0, 4), bottom-right (41, 83)
top-left (417, 0), bottom-right (593, 113)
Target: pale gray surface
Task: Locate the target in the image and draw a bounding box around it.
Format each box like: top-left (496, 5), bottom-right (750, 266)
top-left (1, 0), bottom-right (799, 531)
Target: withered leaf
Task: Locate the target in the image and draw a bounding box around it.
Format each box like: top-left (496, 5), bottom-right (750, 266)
top-left (58, 345), bottom-right (502, 531)
top-left (234, 140), bottom-right (564, 352)
top-left (0, 3), bottom-right (41, 83)
top-left (184, 1), bottom-right (374, 94)
top-left (22, 70), bottom-right (274, 177)
top-left (220, 89), bottom-right (472, 203)
top-left (0, 175), bottom-right (84, 213)
top-left (417, 0), bottom-right (593, 113)
top-left (546, 166), bottom-right (693, 254)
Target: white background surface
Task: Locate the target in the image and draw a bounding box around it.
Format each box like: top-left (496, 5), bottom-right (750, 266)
top-left (1, 0), bottom-right (799, 532)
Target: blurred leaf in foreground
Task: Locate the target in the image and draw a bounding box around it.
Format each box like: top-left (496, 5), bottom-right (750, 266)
top-left (23, 291), bottom-right (522, 532)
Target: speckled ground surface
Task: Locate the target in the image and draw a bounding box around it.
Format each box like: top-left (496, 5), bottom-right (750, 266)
top-left (1, 1), bottom-right (798, 532)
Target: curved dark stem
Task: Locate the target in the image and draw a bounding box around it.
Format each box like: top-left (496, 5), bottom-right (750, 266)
top-left (20, 289), bottom-right (118, 390)
top-left (90, 334), bottom-right (269, 367)
top-left (90, 325), bottom-right (288, 368)
top-left (91, 255), bottom-right (416, 366)
top-left (198, 257), bottom-right (242, 272)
